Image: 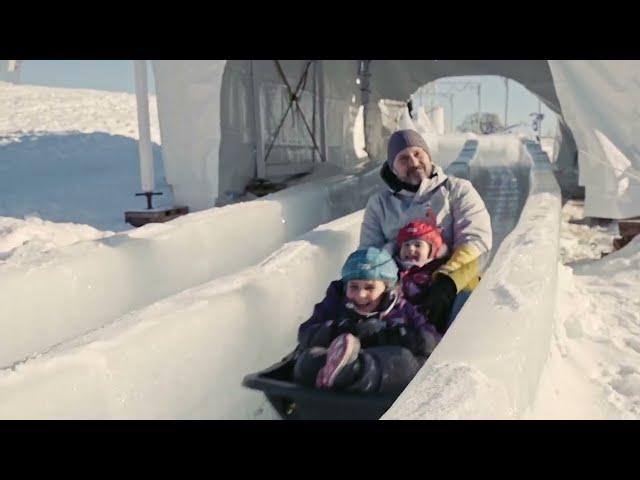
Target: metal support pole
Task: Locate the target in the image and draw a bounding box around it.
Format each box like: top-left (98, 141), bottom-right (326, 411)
top-left (134, 60), bottom-right (155, 194)
top-left (504, 77), bottom-right (509, 128)
top-left (359, 60), bottom-right (372, 157)
top-left (449, 95), bottom-right (454, 133)
top-left (316, 60), bottom-right (328, 163)
top-left (250, 60), bottom-right (266, 178)
top-left (477, 84), bottom-right (482, 132)
top-left (538, 99), bottom-right (543, 136)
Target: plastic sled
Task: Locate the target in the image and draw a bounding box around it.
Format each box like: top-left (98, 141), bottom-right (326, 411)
top-left (242, 349), bottom-right (403, 420)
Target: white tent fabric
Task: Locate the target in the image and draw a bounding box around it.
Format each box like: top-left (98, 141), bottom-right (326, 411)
top-left (152, 60), bottom-right (362, 209)
top-left (152, 60), bottom-right (227, 210)
top-left (150, 60), bottom-right (640, 219)
top-left (549, 60), bottom-right (640, 219)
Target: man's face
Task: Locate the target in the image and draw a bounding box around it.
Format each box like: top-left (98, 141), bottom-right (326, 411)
top-left (392, 146), bottom-right (433, 185)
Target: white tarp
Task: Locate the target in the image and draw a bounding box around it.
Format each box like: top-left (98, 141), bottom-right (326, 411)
top-left (0, 60), bottom-right (21, 83)
top-left (151, 59), bottom-right (638, 219)
top-left (152, 60), bottom-right (363, 208)
top-left (152, 60), bottom-right (227, 210)
top-left (549, 60), bottom-right (640, 219)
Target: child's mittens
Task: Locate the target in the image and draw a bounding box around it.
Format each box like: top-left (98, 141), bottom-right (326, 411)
top-left (354, 318), bottom-right (386, 339)
top-left (420, 274), bottom-right (458, 334)
top-left (305, 320), bottom-right (335, 348)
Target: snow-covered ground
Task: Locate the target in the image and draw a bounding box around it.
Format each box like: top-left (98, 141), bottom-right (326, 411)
top-left (0, 81), bottom-right (171, 236)
top-left (0, 216), bottom-right (111, 262)
top-left (558, 201), bottom-right (618, 264)
top-left (1, 82), bottom-right (160, 143)
top-left (528, 201), bottom-right (640, 419)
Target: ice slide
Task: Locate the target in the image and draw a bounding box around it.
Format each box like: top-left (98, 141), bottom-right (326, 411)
top-left (0, 135), bottom-right (558, 418)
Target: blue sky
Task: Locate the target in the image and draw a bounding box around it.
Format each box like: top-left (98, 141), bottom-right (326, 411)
top-left (21, 60), bottom-right (156, 94)
top-left (18, 61), bottom-right (557, 136)
top-left (414, 75), bottom-right (557, 136)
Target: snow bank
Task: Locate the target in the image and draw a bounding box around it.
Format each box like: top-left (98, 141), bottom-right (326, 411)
top-left (0, 211), bottom-right (364, 419)
top-left (384, 139), bottom-right (561, 419)
top-left (558, 200), bottom-right (617, 264)
top-left (0, 216), bottom-right (112, 261)
top-left (0, 82), bottom-right (160, 144)
top-left (1, 83), bottom-right (168, 231)
top-left (527, 230), bottom-right (640, 419)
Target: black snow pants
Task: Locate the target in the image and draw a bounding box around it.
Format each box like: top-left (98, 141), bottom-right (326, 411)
top-left (293, 345), bottom-right (424, 393)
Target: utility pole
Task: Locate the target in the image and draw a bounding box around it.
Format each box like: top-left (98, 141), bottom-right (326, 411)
top-left (359, 60), bottom-right (372, 157)
top-left (477, 83), bottom-right (482, 132)
top-left (432, 82), bottom-right (437, 110)
top-left (504, 77), bottom-right (509, 129)
top-left (538, 98), bottom-right (544, 138)
top-left (449, 94), bottom-right (455, 133)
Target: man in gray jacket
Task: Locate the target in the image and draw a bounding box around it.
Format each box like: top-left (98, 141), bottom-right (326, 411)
top-left (359, 129), bottom-right (492, 333)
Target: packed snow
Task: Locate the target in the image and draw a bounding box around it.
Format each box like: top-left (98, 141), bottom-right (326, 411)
top-left (0, 81), bottom-right (171, 233)
top-left (0, 216), bottom-right (111, 262)
top-left (0, 81), bottom-right (160, 143)
top-left (558, 203), bottom-right (616, 265)
top-left (527, 202), bottom-right (640, 419)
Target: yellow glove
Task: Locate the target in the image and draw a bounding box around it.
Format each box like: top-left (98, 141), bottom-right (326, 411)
top-left (435, 244), bottom-right (482, 292)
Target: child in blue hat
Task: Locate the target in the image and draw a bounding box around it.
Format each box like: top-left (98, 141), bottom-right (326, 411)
top-left (294, 247), bottom-right (441, 393)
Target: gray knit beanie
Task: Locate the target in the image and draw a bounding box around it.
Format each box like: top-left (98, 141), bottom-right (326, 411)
top-left (387, 129), bottom-right (432, 169)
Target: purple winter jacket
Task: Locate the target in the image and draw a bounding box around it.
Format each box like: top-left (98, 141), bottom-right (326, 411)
top-left (297, 280), bottom-right (441, 358)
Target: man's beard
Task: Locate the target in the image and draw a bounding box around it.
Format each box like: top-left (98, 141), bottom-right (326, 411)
top-left (404, 166), bottom-right (427, 185)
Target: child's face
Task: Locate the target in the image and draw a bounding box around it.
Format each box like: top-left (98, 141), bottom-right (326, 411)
top-left (346, 279), bottom-right (387, 314)
top-left (399, 239), bottom-right (431, 267)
